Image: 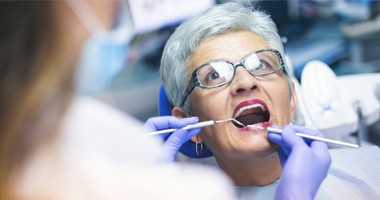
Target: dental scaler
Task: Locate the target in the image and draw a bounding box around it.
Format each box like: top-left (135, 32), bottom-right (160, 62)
top-left (248, 124), bottom-right (359, 148)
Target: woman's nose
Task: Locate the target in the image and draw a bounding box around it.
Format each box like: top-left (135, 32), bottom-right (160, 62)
top-left (230, 66), bottom-right (258, 96)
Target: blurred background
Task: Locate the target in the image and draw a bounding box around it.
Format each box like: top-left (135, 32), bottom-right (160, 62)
top-left (96, 0), bottom-right (380, 146)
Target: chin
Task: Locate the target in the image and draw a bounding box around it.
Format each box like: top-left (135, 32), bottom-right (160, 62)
top-left (220, 138), bottom-right (278, 159)
top-left (248, 141), bottom-right (278, 157)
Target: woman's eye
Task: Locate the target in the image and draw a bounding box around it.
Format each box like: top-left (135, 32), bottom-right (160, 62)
top-left (199, 62), bottom-right (231, 85)
top-left (257, 61), bottom-right (272, 70)
top-left (206, 71), bottom-right (220, 82)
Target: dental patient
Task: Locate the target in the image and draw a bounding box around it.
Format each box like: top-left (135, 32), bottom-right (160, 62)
top-left (145, 2), bottom-right (380, 199)
top-left (160, 2), bottom-right (295, 187)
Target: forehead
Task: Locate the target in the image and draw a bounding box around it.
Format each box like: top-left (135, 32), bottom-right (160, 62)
top-left (189, 31), bottom-right (270, 71)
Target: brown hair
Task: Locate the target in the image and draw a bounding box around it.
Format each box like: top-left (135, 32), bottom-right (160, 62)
top-left (0, 2), bottom-right (75, 198)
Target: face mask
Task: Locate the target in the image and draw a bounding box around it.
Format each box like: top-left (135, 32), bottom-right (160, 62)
top-left (67, 0), bottom-right (134, 95)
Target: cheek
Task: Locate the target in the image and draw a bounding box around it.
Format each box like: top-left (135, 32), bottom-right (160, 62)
top-left (267, 78), bottom-right (292, 122)
top-left (267, 75), bottom-right (290, 100)
top-left (274, 86), bottom-right (290, 102)
top-left (190, 89), bottom-right (229, 120)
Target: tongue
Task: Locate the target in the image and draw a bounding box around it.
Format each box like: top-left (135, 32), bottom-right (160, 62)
top-left (236, 114), bottom-right (266, 126)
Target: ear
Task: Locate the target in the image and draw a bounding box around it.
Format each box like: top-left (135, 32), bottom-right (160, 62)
top-left (172, 106), bottom-right (202, 143)
top-left (190, 134), bottom-right (203, 143)
top-left (290, 81), bottom-right (297, 120)
top-left (172, 106), bottom-right (188, 119)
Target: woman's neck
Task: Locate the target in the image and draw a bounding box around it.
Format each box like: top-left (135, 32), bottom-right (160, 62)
top-left (215, 153), bottom-right (281, 186)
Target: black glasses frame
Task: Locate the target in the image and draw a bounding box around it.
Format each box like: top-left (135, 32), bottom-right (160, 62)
top-left (179, 48), bottom-right (286, 106)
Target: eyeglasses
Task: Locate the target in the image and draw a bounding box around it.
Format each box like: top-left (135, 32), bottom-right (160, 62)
top-left (180, 48), bottom-right (285, 106)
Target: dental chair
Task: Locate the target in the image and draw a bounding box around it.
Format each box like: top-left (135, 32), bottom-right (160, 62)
top-left (298, 59), bottom-right (380, 147)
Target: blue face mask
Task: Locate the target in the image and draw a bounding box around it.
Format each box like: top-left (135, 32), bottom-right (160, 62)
top-left (67, 0), bottom-right (134, 95)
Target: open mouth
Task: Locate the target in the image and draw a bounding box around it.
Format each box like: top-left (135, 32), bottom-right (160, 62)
top-left (232, 99), bottom-right (270, 128)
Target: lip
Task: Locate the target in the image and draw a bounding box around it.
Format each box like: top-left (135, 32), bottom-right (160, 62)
top-left (236, 119), bottom-right (273, 132)
top-left (232, 99), bottom-right (269, 117)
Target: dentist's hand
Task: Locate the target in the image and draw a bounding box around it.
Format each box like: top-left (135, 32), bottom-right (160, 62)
top-left (268, 125), bottom-right (331, 200)
top-left (144, 116), bottom-right (200, 163)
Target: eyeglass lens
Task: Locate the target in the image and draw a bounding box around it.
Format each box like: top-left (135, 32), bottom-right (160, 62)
top-left (197, 50), bottom-right (281, 87)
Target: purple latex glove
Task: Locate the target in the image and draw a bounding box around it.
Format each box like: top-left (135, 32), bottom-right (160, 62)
top-left (268, 125), bottom-right (331, 200)
top-left (144, 116), bottom-right (200, 162)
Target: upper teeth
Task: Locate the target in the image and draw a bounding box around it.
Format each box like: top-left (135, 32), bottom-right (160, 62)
top-left (233, 104), bottom-right (266, 119)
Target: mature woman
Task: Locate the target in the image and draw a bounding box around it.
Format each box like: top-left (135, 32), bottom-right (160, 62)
top-left (152, 2), bottom-right (380, 199)
top-left (160, 1), bottom-right (301, 185)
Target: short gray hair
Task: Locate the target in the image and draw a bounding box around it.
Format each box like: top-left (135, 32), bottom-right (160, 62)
top-left (160, 2), bottom-right (291, 115)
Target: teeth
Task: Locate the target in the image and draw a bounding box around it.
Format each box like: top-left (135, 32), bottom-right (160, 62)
top-left (233, 104), bottom-right (266, 119)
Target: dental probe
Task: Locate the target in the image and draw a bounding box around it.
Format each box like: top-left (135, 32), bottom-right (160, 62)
top-left (250, 125), bottom-right (359, 148)
top-left (146, 118), bottom-right (235, 136)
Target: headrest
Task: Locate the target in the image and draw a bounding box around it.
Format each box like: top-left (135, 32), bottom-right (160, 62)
top-left (158, 85), bottom-right (213, 158)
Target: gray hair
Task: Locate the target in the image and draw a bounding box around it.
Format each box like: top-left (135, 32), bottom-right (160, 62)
top-left (160, 2), bottom-right (291, 115)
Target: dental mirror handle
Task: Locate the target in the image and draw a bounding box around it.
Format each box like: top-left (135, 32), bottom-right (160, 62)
top-left (183, 118), bottom-right (234, 130)
top-left (146, 119), bottom-right (232, 136)
top-left (182, 120), bottom-right (215, 130)
top-left (145, 121), bottom-right (214, 136)
top-left (145, 128), bottom-right (178, 136)
top-left (267, 127), bottom-right (359, 148)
